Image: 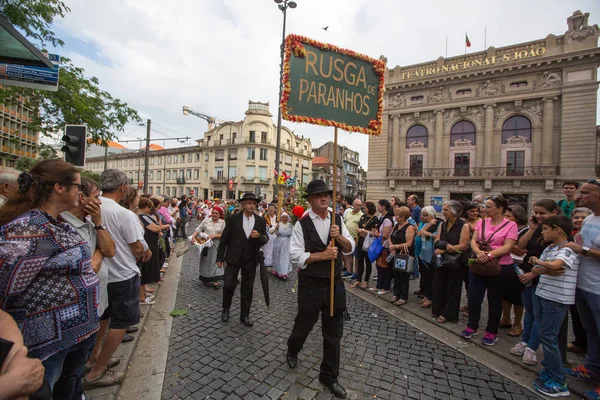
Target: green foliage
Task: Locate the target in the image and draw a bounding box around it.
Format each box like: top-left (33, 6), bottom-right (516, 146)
top-left (15, 157), bottom-right (36, 172)
top-left (0, 1), bottom-right (141, 144)
top-left (80, 169), bottom-right (100, 183)
top-left (169, 308), bottom-right (188, 317)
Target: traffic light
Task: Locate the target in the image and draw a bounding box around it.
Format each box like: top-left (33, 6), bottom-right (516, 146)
top-left (62, 125), bottom-right (87, 167)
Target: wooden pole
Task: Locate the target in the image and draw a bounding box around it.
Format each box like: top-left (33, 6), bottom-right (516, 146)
top-left (330, 127), bottom-right (338, 317)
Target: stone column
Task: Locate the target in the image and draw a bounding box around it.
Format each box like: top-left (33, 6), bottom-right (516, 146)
top-left (483, 104), bottom-right (494, 167)
top-left (391, 116), bottom-right (400, 167)
top-left (434, 110), bottom-right (444, 168)
top-left (542, 97), bottom-right (555, 166)
top-left (398, 117), bottom-right (407, 170)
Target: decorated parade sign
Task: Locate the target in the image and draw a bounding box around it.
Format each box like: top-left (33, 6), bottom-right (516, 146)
top-left (281, 34), bottom-right (385, 135)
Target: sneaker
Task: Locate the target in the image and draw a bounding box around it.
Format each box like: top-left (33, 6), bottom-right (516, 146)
top-left (368, 287), bottom-right (378, 291)
top-left (481, 332), bottom-right (498, 346)
top-left (510, 342), bottom-right (528, 356)
top-left (342, 272), bottom-right (353, 279)
top-left (350, 274), bottom-right (358, 280)
top-left (140, 297), bottom-right (155, 305)
top-left (565, 365), bottom-right (600, 382)
top-left (460, 327), bottom-right (478, 339)
top-left (583, 386), bottom-right (600, 400)
top-left (83, 369), bottom-right (126, 389)
top-left (533, 376), bottom-right (570, 397)
top-left (376, 290), bottom-right (389, 295)
top-left (523, 347), bottom-right (538, 365)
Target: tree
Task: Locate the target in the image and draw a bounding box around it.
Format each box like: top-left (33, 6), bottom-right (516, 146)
top-left (0, 0), bottom-right (141, 145)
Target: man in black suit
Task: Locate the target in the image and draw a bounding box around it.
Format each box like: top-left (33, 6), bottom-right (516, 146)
top-left (217, 192), bottom-right (268, 327)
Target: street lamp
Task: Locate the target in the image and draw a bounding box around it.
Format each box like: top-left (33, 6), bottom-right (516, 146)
top-left (274, 0), bottom-right (297, 200)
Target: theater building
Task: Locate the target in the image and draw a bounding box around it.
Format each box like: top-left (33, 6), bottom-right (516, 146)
top-left (367, 10), bottom-right (600, 211)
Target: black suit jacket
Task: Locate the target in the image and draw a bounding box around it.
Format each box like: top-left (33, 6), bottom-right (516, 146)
top-left (216, 212), bottom-right (268, 268)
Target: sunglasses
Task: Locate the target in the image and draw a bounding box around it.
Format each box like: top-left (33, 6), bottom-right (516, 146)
top-left (69, 183), bottom-right (85, 192)
top-left (586, 178), bottom-right (600, 188)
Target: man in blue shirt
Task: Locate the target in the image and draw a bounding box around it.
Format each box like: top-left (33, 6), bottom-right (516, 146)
top-left (407, 195), bottom-right (421, 223)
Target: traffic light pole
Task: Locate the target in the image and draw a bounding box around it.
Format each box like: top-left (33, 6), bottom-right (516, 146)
top-left (143, 119), bottom-right (151, 193)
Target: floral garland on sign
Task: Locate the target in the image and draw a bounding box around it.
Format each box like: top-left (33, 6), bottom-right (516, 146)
top-left (281, 34), bottom-right (385, 136)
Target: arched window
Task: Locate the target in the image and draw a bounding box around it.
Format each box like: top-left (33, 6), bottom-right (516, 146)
top-left (502, 116), bottom-right (531, 143)
top-left (450, 121), bottom-right (476, 146)
top-left (406, 125), bottom-right (428, 148)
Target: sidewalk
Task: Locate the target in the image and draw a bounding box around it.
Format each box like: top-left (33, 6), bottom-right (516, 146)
top-left (87, 240), bottom-right (187, 400)
top-left (346, 271), bottom-right (596, 398)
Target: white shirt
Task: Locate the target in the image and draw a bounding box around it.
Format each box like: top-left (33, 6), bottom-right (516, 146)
top-left (242, 213), bottom-right (255, 238)
top-left (290, 208), bottom-right (355, 269)
top-left (576, 215), bottom-right (600, 295)
top-left (100, 196), bottom-right (146, 283)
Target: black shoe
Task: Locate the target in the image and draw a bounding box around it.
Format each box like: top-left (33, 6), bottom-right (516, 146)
top-left (126, 326), bottom-right (139, 334)
top-left (221, 309), bottom-right (229, 322)
top-left (240, 316), bottom-right (253, 327)
top-left (121, 334), bottom-right (135, 343)
top-left (286, 354), bottom-right (298, 369)
top-left (319, 377), bottom-right (347, 398)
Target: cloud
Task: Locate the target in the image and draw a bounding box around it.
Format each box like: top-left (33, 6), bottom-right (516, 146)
top-left (51, 0), bottom-right (600, 169)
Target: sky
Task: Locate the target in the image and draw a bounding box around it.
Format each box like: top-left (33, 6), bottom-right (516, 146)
top-left (49, 0), bottom-right (600, 169)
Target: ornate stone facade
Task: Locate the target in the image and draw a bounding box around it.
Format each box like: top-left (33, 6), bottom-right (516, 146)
top-left (368, 10), bottom-right (600, 211)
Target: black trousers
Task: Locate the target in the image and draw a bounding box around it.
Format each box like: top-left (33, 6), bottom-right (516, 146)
top-left (432, 264), bottom-right (465, 322)
top-left (222, 263), bottom-right (256, 317)
top-left (356, 248), bottom-right (372, 283)
top-left (570, 304), bottom-right (588, 348)
top-left (287, 277), bottom-right (345, 383)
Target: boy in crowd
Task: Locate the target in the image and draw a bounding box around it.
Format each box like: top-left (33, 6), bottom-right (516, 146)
top-left (525, 216), bottom-right (578, 397)
top-left (557, 181), bottom-right (580, 217)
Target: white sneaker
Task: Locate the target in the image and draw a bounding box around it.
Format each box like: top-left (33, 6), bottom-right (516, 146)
top-left (368, 287), bottom-right (378, 291)
top-left (163, 263), bottom-right (169, 268)
top-left (140, 297), bottom-right (155, 305)
top-left (523, 347), bottom-right (538, 365)
top-left (510, 342), bottom-right (527, 356)
top-left (376, 290), bottom-right (389, 295)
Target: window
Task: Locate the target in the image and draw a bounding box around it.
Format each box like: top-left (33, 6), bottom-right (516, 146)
top-left (229, 149), bottom-right (237, 160)
top-left (219, 134), bottom-right (223, 140)
top-left (156, 187), bottom-right (161, 195)
top-left (149, 187), bottom-right (153, 195)
top-left (194, 169), bottom-right (199, 179)
top-left (215, 150), bottom-right (224, 161)
top-left (409, 155), bottom-right (423, 177)
top-left (450, 121), bottom-right (476, 146)
top-left (456, 89), bottom-right (472, 95)
top-left (259, 148), bottom-right (268, 161)
top-left (129, 172), bottom-right (133, 180)
top-left (167, 156), bottom-right (171, 164)
top-left (166, 171), bottom-right (171, 180)
top-left (157, 171), bottom-right (162, 180)
top-left (166, 187), bottom-right (170, 196)
top-left (247, 148), bottom-right (255, 160)
top-left (258, 166), bottom-right (267, 179)
top-left (506, 151), bottom-right (525, 176)
top-left (180, 155), bottom-right (184, 162)
top-left (118, 160), bottom-right (122, 167)
top-left (502, 116), bottom-right (531, 143)
top-left (247, 166), bottom-right (255, 179)
top-left (406, 125), bottom-right (428, 148)
top-left (135, 171), bottom-right (139, 180)
top-left (249, 131), bottom-right (256, 143)
top-left (232, 132), bottom-right (237, 139)
top-left (204, 170), bottom-right (208, 178)
top-left (150, 171), bottom-right (154, 180)
top-left (188, 154), bottom-right (192, 162)
top-left (284, 154), bottom-right (292, 165)
top-left (195, 153), bottom-right (200, 162)
top-left (228, 166), bottom-right (237, 177)
top-left (215, 167), bottom-right (223, 178)
top-left (454, 153), bottom-right (470, 176)
top-left (158, 157), bottom-right (162, 165)
top-left (261, 131), bottom-right (267, 143)
top-left (503, 194), bottom-right (529, 214)
top-left (410, 95), bottom-right (424, 101)
top-left (205, 153), bottom-right (209, 162)
top-left (186, 169), bottom-right (192, 179)
top-left (178, 169), bottom-right (183, 178)
top-left (151, 157), bottom-right (154, 165)
top-left (510, 81), bottom-right (528, 88)
top-left (174, 156), bottom-right (178, 164)
top-left (450, 193), bottom-right (473, 202)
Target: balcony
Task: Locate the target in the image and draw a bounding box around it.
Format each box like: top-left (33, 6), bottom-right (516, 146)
top-left (176, 177), bottom-right (186, 184)
top-left (257, 178), bottom-right (272, 185)
top-left (242, 177), bottom-right (257, 184)
top-left (386, 166), bottom-right (560, 179)
top-left (210, 177), bottom-right (227, 184)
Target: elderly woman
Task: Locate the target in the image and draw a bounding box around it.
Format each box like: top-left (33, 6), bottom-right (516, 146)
top-left (0, 160), bottom-right (99, 399)
top-left (462, 195), bottom-right (518, 346)
top-left (352, 201), bottom-right (379, 289)
top-left (271, 212), bottom-right (293, 280)
top-left (263, 204), bottom-right (277, 268)
top-left (416, 206), bottom-right (442, 308)
top-left (372, 199), bottom-right (394, 295)
top-left (389, 206), bottom-right (415, 306)
top-left (192, 206), bottom-right (226, 288)
top-left (432, 201), bottom-right (471, 323)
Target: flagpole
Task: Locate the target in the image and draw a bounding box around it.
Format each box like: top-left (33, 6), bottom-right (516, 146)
top-left (484, 27), bottom-right (487, 50)
top-left (464, 31), bottom-right (466, 56)
top-left (445, 35), bottom-right (448, 58)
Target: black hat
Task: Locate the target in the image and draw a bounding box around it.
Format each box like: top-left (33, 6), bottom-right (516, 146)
top-left (304, 179), bottom-right (333, 198)
top-left (240, 192), bottom-right (261, 203)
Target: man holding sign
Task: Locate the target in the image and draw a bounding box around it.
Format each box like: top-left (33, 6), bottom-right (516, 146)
top-left (287, 179), bottom-right (354, 398)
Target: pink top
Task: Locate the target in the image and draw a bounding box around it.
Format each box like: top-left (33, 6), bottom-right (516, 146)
top-left (474, 217), bottom-right (518, 265)
top-left (157, 206), bottom-right (172, 224)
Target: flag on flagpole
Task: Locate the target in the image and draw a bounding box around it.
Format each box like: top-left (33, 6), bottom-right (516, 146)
top-left (465, 33), bottom-right (472, 47)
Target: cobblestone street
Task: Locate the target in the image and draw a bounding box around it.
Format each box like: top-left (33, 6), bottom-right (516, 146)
top-left (161, 234), bottom-right (541, 400)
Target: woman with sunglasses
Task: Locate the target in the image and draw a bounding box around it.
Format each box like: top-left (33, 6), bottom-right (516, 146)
top-left (461, 195), bottom-right (518, 347)
top-left (0, 160), bottom-right (100, 399)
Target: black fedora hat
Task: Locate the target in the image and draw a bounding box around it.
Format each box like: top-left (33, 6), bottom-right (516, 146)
top-left (304, 179), bottom-right (333, 198)
top-left (240, 192), bottom-right (262, 203)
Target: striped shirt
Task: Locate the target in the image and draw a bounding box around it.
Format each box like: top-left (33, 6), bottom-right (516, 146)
top-left (535, 244), bottom-right (579, 305)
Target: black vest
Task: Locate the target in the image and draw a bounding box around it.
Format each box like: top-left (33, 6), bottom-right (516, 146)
top-left (298, 212), bottom-right (343, 280)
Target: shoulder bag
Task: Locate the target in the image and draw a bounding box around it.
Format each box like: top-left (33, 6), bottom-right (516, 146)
top-left (441, 221), bottom-right (462, 268)
top-left (393, 243), bottom-right (414, 273)
top-left (468, 219), bottom-right (509, 277)
top-left (361, 216), bottom-right (376, 251)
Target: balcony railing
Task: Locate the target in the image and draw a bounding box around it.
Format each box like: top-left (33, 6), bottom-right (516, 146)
top-left (242, 177), bottom-right (257, 184)
top-left (176, 177), bottom-right (186, 184)
top-left (209, 177), bottom-right (227, 184)
top-left (257, 178), bottom-right (272, 184)
top-left (386, 166), bottom-right (560, 178)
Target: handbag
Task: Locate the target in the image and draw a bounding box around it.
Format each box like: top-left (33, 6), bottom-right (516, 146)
top-left (362, 233), bottom-right (374, 251)
top-left (376, 248), bottom-right (390, 267)
top-left (439, 222), bottom-right (462, 268)
top-left (392, 243), bottom-right (414, 273)
top-left (367, 236), bottom-right (384, 263)
top-left (468, 219), bottom-right (509, 277)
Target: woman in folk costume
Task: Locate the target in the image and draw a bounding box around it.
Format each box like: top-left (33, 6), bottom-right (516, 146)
top-left (262, 204), bottom-right (278, 267)
top-left (192, 205), bottom-right (226, 289)
top-left (271, 212), bottom-right (293, 280)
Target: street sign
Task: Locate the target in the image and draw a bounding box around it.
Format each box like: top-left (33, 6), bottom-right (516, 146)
top-left (228, 179), bottom-right (233, 190)
top-left (281, 34), bottom-right (384, 135)
top-left (0, 53), bottom-right (59, 91)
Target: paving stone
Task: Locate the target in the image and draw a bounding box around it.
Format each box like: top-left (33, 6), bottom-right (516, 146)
top-left (161, 223), bottom-right (540, 400)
